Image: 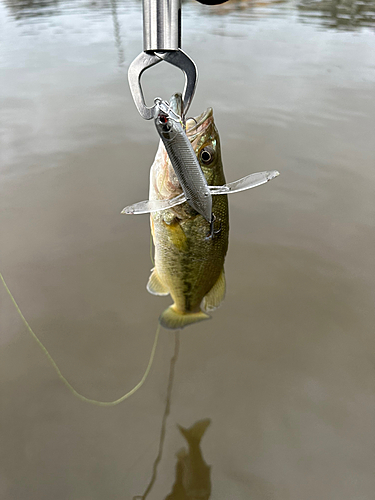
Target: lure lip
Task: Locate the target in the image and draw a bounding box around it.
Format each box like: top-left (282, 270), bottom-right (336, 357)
top-left (122, 170), bottom-right (280, 215)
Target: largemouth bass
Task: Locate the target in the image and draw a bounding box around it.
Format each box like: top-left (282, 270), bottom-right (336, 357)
top-left (148, 94), bottom-right (229, 330)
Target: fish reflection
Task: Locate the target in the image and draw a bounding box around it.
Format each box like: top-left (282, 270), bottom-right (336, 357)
top-left (166, 419), bottom-right (212, 500)
top-left (298, 0), bottom-right (375, 29)
top-left (148, 94), bottom-right (229, 330)
top-left (134, 333), bottom-right (181, 500)
top-left (133, 334), bottom-right (212, 500)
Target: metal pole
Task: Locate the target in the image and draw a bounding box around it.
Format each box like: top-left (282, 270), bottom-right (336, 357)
top-left (143, 0), bottom-right (181, 52)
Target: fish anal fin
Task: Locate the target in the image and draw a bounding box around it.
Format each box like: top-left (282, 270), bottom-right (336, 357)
top-left (159, 306), bottom-right (210, 330)
top-left (202, 269), bottom-right (226, 312)
top-left (178, 419), bottom-right (211, 444)
top-left (147, 269), bottom-right (169, 296)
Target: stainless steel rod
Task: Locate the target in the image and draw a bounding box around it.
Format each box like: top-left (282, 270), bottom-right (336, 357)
top-left (143, 0), bottom-right (181, 52)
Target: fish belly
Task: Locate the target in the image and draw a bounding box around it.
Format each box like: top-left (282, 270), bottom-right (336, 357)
top-left (151, 195), bottom-right (228, 327)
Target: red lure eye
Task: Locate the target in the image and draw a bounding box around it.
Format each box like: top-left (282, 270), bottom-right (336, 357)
top-left (159, 114), bottom-right (168, 124)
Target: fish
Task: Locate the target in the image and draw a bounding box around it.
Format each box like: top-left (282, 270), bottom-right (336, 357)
top-left (165, 419), bottom-right (212, 500)
top-left (154, 98), bottom-right (213, 224)
top-left (147, 93), bottom-right (229, 330)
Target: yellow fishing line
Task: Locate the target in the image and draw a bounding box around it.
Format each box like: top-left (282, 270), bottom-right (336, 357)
top-left (0, 271), bottom-right (160, 406)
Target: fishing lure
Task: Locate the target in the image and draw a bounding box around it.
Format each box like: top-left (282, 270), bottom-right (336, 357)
top-left (153, 98), bottom-right (213, 224)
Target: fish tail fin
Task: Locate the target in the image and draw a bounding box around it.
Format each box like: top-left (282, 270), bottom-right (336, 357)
top-left (159, 306), bottom-right (210, 330)
top-left (176, 447), bottom-right (188, 460)
top-left (178, 419), bottom-right (211, 444)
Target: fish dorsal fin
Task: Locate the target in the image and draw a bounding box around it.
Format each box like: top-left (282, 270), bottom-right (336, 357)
top-left (202, 269), bottom-right (226, 312)
top-left (147, 269), bottom-right (169, 296)
top-left (178, 419), bottom-right (211, 444)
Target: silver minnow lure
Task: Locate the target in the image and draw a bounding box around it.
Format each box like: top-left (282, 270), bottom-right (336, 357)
top-left (153, 98), bottom-right (212, 223)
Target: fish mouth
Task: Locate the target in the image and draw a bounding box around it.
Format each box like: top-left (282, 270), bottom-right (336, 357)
top-left (186, 107), bottom-right (213, 138)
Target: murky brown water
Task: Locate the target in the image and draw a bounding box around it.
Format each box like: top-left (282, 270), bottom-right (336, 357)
top-left (1, 0), bottom-right (375, 498)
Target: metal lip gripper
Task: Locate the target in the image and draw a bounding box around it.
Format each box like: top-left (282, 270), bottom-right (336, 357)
top-left (128, 0), bottom-right (198, 120)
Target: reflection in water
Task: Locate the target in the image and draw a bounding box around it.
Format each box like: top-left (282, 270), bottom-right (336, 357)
top-left (5, 0), bottom-right (375, 32)
top-left (5, 0), bottom-right (126, 66)
top-left (298, 0), bottom-right (375, 29)
top-left (133, 333), bottom-right (211, 500)
top-left (166, 419), bottom-right (211, 500)
top-left (134, 333), bottom-right (181, 500)
top-left (110, 0), bottom-right (125, 66)
top-left (148, 97), bottom-right (229, 330)
top-left (190, 0), bottom-right (289, 14)
top-left (3, 0), bottom-right (60, 19)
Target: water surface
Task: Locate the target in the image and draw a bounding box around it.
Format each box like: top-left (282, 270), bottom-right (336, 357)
top-left (1, 1), bottom-right (374, 499)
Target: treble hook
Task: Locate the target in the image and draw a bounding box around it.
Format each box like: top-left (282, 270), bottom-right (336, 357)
top-left (206, 213), bottom-right (222, 240)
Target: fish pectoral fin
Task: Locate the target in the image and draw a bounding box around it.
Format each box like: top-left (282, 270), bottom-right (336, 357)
top-left (159, 306), bottom-right (210, 330)
top-left (202, 269), bottom-right (226, 312)
top-left (165, 220), bottom-right (188, 251)
top-left (147, 269), bottom-right (169, 296)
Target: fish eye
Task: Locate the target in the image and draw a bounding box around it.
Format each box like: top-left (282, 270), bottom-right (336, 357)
top-left (200, 146), bottom-right (215, 165)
